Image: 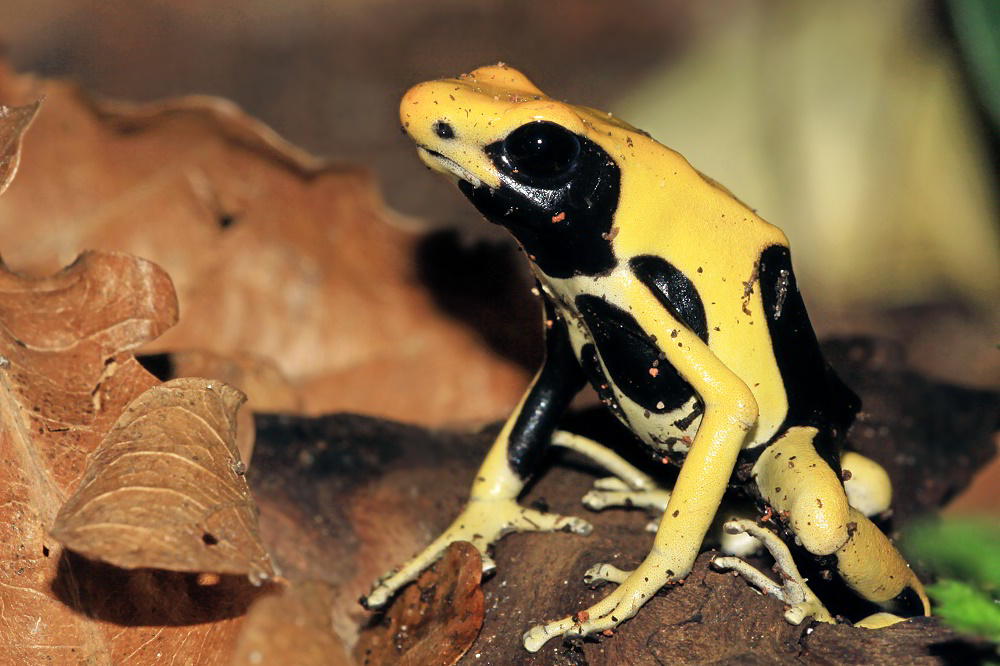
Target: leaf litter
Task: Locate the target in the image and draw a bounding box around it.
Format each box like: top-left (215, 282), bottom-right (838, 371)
top-left (0, 100), bottom-right (280, 663)
top-left (0, 58), bottom-right (530, 427)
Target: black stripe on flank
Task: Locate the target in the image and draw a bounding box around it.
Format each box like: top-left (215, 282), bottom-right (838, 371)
top-left (758, 245), bottom-right (860, 469)
top-left (579, 343), bottom-right (629, 425)
top-left (506, 295), bottom-right (586, 479)
top-left (630, 255), bottom-right (709, 343)
top-left (576, 294), bottom-right (696, 415)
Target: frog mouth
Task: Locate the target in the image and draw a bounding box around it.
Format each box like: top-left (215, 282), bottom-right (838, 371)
top-left (416, 146), bottom-right (482, 187)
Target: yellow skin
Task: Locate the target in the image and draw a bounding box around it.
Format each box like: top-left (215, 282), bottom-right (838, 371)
top-left (364, 64), bottom-right (929, 651)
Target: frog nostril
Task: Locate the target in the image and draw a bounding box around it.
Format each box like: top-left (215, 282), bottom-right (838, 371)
top-left (433, 121), bottom-right (455, 140)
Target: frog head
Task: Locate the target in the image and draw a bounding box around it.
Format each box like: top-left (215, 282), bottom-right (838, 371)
top-left (400, 64), bottom-right (638, 279)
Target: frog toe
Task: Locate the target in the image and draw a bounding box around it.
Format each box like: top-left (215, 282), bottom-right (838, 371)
top-left (592, 476), bottom-right (632, 491)
top-left (854, 612), bottom-right (907, 629)
top-left (362, 576), bottom-right (400, 610)
top-left (583, 562), bottom-right (631, 585)
top-left (523, 618), bottom-right (575, 653)
top-left (582, 481), bottom-right (672, 512)
top-left (511, 506), bottom-right (593, 535)
top-left (712, 519), bottom-right (833, 625)
top-left (525, 555), bottom-right (675, 651)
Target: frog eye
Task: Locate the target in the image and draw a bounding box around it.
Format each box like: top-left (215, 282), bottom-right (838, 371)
top-left (502, 121), bottom-right (581, 181)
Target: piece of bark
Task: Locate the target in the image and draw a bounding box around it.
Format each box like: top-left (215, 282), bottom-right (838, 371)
top-left (247, 413), bottom-right (488, 650)
top-left (801, 617), bottom-right (999, 666)
top-left (51, 377), bottom-right (275, 583)
top-left (0, 59), bottom-right (531, 427)
top-left (354, 542), bottom-right (485, 666)
top-left (247, 335), bottom-right (997, 663)
top-left (230, 580), bottom-right (354, 666)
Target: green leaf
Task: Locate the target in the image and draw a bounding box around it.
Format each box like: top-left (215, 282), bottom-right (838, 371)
top-left (926, 579), bottom-right (1000, 643)
top-left (905, 519), bottom-right (1000, 590)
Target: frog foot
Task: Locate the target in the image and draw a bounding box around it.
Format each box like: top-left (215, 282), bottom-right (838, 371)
top-left (362, 499), bottom-right (592, 610)
top-left (551, 431), bottom-right (671, 515)
top-left (581, 476), bottom-right (673, 512)
top-left (711, 518), bottom-right (833, 625)
top-left (522, 555), bottom-right (675, 652)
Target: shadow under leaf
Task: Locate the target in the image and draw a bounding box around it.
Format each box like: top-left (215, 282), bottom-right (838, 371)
top-left (51, 549), bottom-right (277, 628)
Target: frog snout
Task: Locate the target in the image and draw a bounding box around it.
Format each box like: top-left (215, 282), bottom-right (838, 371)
top-left (399, 82), bottom-right (445, 145)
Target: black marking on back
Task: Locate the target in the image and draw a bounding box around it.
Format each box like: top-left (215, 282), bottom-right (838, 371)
top-left (456, 134), bottom-right (619, 278)
top-left (630, 255), bottom-right (709, 342)
top-left (575, 295), bottom-right (696, 414)
top-left (758, 245), bottom-right (860, 469)
top-left (506, 295), bottom-right (586, 479)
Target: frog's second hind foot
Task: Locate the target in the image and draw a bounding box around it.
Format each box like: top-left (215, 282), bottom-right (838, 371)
top-left (551, 431), bottom-right (672, 529)
top-left (553, 430), bottom-right (763, 555)
top-left (712, 518), bottom-right (834, 625)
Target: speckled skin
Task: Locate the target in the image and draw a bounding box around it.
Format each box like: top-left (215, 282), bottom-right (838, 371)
top-left (363, 64), bottom-right (929, 651)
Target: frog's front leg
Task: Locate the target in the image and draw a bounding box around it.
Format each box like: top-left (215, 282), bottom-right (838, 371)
top-left (523, 316), bottom-right (760, 651)
top-left (552, 430), bottom-right (762, 556)
top-left (363, 298), bottom-right (591, 610)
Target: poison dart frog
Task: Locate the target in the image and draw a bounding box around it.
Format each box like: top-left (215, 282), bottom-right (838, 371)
top-left (363, 64), bottom-right (930, 651)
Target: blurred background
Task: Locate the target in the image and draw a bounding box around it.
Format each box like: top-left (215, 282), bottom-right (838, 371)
top-left (4, 0), bottom-right (996, 382)
top-left (1, 0), bottom-right (996, 399)
top-left (2, 1), bottom-right (997, 351)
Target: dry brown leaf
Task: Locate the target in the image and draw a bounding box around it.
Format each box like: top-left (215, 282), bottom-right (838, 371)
top-left (0, 99), bottom-right (40, 195)
top-left (353, 541), bottom-right (484, 666)
top-left (0, 251), bottom-right (259, 664)
top-left (51, 377), bottom-right (276, 582)
top-left (0, 59), bottom-right (530, 426)
top-left (230, 580), bottom-right (353, 666)
top-left (140, 349), bottom-right (303, 465)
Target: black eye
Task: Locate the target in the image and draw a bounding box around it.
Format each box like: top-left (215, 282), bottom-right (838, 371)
top-left (502, 121), bottom-right (581, 180)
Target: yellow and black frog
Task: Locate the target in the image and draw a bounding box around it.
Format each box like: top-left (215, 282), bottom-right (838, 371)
top-left (363, 64), bottom-right (929, 652)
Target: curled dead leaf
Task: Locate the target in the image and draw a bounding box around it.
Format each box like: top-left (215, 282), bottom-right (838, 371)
top-left (0, 99), bottom-right (40, 196)
top-left (0, 250), bottom-right (267, 664)
top-left (230, 580), bottom-right (353, 666)
top-left (0, 59), bottom-right (531, 426)
top-left (51, 377), bottom-right (275, 583)
top-left (139, 349), bottom-right (303, 465)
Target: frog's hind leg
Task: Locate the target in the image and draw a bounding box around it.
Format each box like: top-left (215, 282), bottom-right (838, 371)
top-left (734, 426), bottom-right (929, 624)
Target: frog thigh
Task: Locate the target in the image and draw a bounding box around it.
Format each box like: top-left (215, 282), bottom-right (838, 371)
top-left (753, 427), bottom-right (929, 616)
top-left (753, 426), bottom-right (851, 556)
